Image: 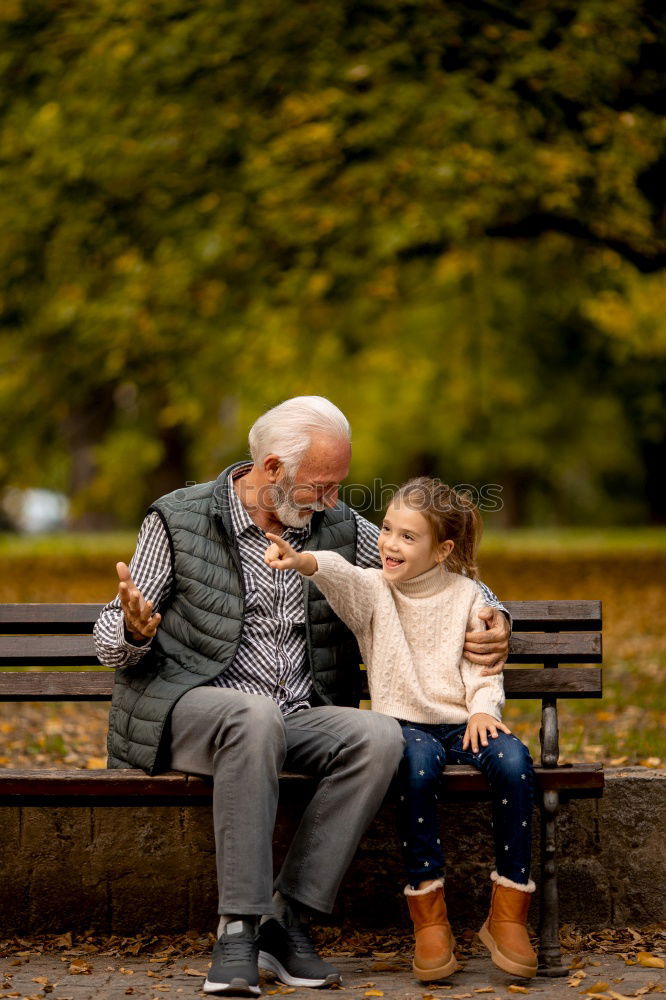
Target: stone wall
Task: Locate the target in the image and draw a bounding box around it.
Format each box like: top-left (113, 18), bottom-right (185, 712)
top-left (0, 768), bottom-right (663, 935)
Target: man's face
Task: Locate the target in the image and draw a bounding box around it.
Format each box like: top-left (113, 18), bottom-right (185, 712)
top-left (272, 435), bottom-right (351, 528)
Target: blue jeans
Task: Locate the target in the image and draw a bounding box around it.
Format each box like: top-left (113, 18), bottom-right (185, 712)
top-left (397, 721), bottom-right (535, 888)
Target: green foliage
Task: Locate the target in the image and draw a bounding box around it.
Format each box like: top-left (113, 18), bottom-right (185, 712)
top-left (0, 0), bottom-right (664, 525)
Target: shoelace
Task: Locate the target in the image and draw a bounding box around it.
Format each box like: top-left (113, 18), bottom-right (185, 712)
top-left (217, 933), bottom-right (256, 962)
top-left (285, 921), bottom-right (318, 956)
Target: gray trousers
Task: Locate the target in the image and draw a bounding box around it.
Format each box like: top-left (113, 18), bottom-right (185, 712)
top-left (169, 687), bottom-right (404, 916)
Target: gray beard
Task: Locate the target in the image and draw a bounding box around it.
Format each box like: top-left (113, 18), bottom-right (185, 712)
top-left (270, 479), bottom-right (325, 529)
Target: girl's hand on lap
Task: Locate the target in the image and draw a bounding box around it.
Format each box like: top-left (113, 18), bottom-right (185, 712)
top-left (463, 713), bottom-right (512, 753)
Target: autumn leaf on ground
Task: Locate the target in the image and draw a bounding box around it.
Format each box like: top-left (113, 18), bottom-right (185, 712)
top-left (364, 992), bottom-right (384, 997)
top-left (581, 986), bottom-right (609, 995)
top-left (67, 958), bottom-right (92, 975)
top-left (182, 968), bottom-right (207, 976)
top-left (637, 953), bottom-right (665, 968)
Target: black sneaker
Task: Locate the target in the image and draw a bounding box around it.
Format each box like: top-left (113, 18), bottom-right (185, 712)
top-left (204, 920), bottom-right (260, 996)
top-left (258, 916), bottom-right (341, 988)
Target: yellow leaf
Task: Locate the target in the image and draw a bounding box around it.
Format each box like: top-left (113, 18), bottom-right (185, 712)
top-left (364, 993), bottom-right (384, 997)
top-left (68, 959), bottom-right (92, 975)
top-left (86, 756), bottom-right (107, 769)
top-left (607, 991), bottom-right (634, 1000)
top-left (581, 987), bottom-right (609, 995)
top-left (31, 978), bottom-right (49, 985)
top-left (508, 989), bottom-right (530, 996)
top-left (183, 968), bottom-right (207, 976)
top-left (637, 953), bottom-right (664, 969)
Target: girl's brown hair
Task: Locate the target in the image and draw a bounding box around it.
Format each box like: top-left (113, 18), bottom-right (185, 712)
top-left (389, 477), bottom-right (482, 579)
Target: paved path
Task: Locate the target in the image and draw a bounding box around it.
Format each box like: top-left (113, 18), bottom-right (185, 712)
top-left (2, 948), bottom-right (664, 1000)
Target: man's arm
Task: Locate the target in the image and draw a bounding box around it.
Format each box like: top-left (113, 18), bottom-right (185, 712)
top-left (351, 509), bottom-right (510, 673)
top-left (93, 512), bottom-right (173, 669)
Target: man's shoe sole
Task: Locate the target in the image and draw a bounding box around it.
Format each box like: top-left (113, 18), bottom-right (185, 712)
top-left (203, 976), bottom-right (261, 996)
top-left (258, 951), bottom-right (341, 988)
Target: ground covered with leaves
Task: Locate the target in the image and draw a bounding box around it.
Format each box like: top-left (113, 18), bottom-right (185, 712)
top-left (0, 923), bottom-right (664, 963)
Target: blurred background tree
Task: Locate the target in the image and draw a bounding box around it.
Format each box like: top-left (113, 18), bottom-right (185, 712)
top-left (0, 0), bottom-right (664, 527)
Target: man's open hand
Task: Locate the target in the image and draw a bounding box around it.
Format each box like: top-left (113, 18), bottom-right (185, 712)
top-left (117, 562), bottom-right (161, 642)
top-left (464, 607), bottom-right (510, 676)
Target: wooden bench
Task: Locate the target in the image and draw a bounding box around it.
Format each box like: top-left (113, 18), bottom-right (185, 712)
top-left (0, 600), bottom-right (603, 977)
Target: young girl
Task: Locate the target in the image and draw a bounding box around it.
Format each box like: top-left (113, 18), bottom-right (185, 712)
top-left (264, 477), bottom-right (537, 982)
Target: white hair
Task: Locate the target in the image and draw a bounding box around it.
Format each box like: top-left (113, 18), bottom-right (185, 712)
top-left (248, 396), bottom-right (351, 475)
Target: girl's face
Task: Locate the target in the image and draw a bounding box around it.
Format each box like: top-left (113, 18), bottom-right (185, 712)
top-left (378, 503), bottom-right (453, 582)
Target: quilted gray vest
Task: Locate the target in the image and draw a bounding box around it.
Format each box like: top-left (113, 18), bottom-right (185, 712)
top-left (107, 463), bottom-right (362, 774)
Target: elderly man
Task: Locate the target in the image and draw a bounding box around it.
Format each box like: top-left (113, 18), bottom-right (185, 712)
top-left (94, 396), bottom-right (509, 997)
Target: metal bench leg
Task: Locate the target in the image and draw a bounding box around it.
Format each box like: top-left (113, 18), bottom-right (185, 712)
top-left (538, 789), bottom-right (567, 976)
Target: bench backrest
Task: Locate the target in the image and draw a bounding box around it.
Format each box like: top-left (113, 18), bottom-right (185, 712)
top-left (0, 601), bottom-right (601, 767)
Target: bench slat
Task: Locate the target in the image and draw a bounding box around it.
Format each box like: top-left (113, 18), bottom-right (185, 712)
top-left (0, 631), bottom-right (602, 667)
top-left (506, 600), bottom-right (602, 631)
top-left (0, 667), bottom-right (602, 700)
top-left (0, 600), bottom-right (602, 633)
top-left (0, 635), bottom-right (100, 666)
top-left (0, 604), bottom-right (105, 632)
top-left (0, 670), bottom-right (113, 699)
top-left (0, 763), bottom-right (604, 806)
top-left (508, 632), bottom-right (601, 662)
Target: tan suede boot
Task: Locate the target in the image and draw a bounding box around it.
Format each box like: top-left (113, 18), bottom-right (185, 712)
top-left (405, 879), bottom-right (459, 981)
top-left (478, 872), bottom-right (538, 979)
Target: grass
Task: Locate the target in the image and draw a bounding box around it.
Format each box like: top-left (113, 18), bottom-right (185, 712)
top-left (0, 528), bottom-right (664, 767)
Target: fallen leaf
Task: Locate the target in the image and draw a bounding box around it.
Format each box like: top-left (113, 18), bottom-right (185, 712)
top-left (85, 756), bottom-right (107, 769)
top-left (118, 968), bottom-right (134, 976)
top-left (67, 959), bottom-right (91, 976)
top-left (508, 988), bottom-right (530, 995)
top-left (53, 934), bottom-right (72, 950)
top-left (364, 993), bottom-right (384, 997)
top-left (182, 969), bottom-right (206, 977)
top-left (372, 951), bottom-right (397, 959)
top-left (637, 953), bottom-right (664, 969)
top-left (31, 979), bottom-right (49, 986)
top-left (569, 976), bottom-right (587, 986)
top-left (607, 991), bottom-right (634, 1000)
top-left (581, 986), bottom-right (609, 995)
top-left (639, 757), bottom-right (661, 768)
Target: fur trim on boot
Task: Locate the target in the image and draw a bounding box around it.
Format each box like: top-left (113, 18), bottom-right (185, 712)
top-left (404, 880), bottom-right (458, 982)
top-left (478, 878), bottom-right (537, 979)
top-left (490, 870), bottom-right (536, 893)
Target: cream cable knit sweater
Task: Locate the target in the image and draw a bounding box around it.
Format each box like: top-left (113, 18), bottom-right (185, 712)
top-left (311, 551), bottom-right (505, 725)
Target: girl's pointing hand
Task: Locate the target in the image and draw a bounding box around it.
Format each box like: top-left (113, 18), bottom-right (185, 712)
top-left (264, 532), bottom-right (318, 576)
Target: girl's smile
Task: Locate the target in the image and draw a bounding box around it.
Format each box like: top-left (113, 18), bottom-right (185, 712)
top-left (378, 503), bottom-right (453, 582)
